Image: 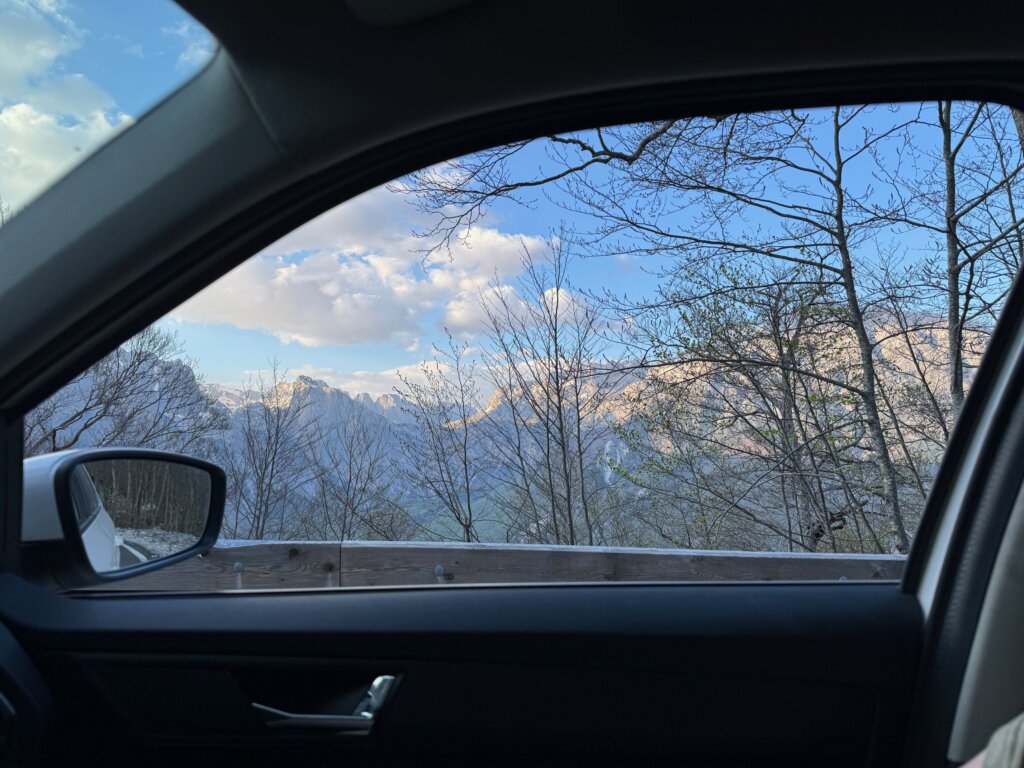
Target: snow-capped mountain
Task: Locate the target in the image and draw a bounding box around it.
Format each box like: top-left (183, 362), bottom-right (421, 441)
top-left (202, 377), bottom-right (418, 426)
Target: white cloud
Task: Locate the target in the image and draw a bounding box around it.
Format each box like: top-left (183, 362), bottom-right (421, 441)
top-left (0, 102), bottom-right (131, 210)
top-left (163, 20), bottom-right (215, 71)
top-left (177, 250), bottom-right (427, 348)
top-left (0, 0), bottom-right (130, 211)
top-left (23, 72), bottom-right (115, 115)
top-left (176, 38), bottom-right (213, 69)
top-left (445, 284), bottom-right (527, 337)
top-left (543, 286), bottom-right (585, 322)
top-left (173, 185), bottom-right (548, 347)
top-left (0, 0), bottom-right (80, 95)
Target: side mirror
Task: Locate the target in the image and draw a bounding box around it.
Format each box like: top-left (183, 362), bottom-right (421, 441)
top-left (21, 449), bottom-right (225, 589)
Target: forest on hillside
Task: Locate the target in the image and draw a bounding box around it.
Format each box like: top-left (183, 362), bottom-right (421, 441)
top-left (20, 102), bottom-right (1024, 556)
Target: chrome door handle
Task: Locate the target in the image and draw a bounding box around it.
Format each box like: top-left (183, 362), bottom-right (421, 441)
top-left (251, 702), bottom-right (375, 733)
top-left (353, 673), bottom-right (397, 719)
top-left (252, 675), bottom-right (396, 734)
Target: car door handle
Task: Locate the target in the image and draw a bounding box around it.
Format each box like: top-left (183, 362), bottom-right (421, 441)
top-left (252, 674), bottom-right (396, 734)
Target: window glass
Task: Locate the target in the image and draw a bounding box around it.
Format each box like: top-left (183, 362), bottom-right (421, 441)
top-left (0, 0), bottom-right (216, 223)
top-left (25, 101), bottom-right (1024, 589)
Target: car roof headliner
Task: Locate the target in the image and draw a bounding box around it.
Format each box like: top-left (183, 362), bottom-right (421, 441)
top-left (177, 0), bottom-right (1024, 163)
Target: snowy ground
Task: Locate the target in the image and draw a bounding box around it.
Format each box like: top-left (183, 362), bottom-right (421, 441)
top-left (118, 527), bottom-right (199, 560)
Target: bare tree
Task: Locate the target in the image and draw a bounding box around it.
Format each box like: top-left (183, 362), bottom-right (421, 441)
top-left (401, 105), bottom-right (1024, 553)
top-left (874, 103), bottom-right (1024, 417)
top-left (24, 326), bottom-right (224, 458)
top-left (480, 240), bottom-right (624, 545)
top-left (610, 260), bottom-right (891, 553)
top-left (1012, 109), bottom-right (1024, 152)
top-left (398, 122), bottom-right (676, 258)
top-left (219, 362), bottom-right (316, 540)
top-left (395, 334), bottom-right (483, 542)
top-left (298, 407), bottom-right (414, 541)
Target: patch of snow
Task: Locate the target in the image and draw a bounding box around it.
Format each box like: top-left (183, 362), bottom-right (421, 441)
top-left (118, 526), bottom-right (199, 559)
top-left (202, 383), bottom-right (246, 411)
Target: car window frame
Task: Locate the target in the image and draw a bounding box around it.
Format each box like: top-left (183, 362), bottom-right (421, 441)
top-left (3, 59), bottom-right (1024, 596)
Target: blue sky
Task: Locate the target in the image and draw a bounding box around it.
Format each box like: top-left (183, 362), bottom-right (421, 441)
top-left (47, 1), bottom-right (213, 115)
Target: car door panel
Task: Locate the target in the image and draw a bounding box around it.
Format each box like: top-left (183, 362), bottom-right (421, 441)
top-left (0, 578), bottom-right (920, 767)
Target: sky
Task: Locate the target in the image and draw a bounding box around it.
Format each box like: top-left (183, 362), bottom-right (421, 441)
top-left (3, 2), bottom-right (1006, 400)
top-left (166, 178), bottom-right (663, 397)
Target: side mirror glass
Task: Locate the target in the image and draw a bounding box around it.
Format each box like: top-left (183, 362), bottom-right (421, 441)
top-left (71, 458), bottom-right (213, 574)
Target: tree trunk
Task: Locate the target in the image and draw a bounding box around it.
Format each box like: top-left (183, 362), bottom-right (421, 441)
top-left (1012, 108), bottom-right (1024, 153)
top-left (940, 102), bottom-right (966, 415)
top-left (833, 110), bottom-right (910, 553)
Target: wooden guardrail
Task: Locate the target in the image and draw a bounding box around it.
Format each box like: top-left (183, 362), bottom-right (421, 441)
top-left (103, 540), bottom-right (905, 591)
